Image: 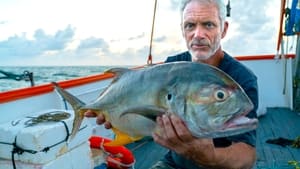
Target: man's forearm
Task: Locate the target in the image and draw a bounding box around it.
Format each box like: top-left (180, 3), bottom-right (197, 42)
top-left (212, 142), bottom-right (255, 169)
top-left (191, 142), bottom-right (256, 169)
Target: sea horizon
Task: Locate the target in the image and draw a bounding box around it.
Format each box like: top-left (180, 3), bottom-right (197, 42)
top-left (0, 65), bottom-right (133, 92)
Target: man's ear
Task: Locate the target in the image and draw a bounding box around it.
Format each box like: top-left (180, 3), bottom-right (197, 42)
top-left (221, 21), bottom-right (229, 39)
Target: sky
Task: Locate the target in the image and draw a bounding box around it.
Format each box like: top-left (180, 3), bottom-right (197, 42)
top-left (0, 0), bottom-right (289, 66)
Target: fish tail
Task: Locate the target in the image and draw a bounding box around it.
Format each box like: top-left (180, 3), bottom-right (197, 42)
top-left (52, 82), bottom-right (86, 140)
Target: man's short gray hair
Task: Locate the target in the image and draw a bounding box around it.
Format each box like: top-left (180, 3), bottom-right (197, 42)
top-left (180, 0), bottom-right (226, 29)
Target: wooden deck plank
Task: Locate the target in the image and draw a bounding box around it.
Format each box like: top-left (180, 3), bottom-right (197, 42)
top-left (256, 113), bottom-right (276, 164)
top-left (265, 114), bottom-right (292, 164)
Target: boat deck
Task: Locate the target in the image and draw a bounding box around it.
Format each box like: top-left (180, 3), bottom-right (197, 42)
top-left (255, 107), bottom-right (300, 169)
top-left (124, 107), bottom-right (300, 169)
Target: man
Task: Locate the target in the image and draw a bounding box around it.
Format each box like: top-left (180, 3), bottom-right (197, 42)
top-left (86, 0), bottom-right (258, 168)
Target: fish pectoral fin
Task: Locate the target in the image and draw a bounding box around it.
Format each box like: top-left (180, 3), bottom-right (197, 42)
top-left (104, 127), bottom-right (143, 146)
top-left (121, 106), bottom-right (166, 122)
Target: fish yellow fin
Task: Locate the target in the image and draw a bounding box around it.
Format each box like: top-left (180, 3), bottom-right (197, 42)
top-left (104, 127), bottom-right (143, 146)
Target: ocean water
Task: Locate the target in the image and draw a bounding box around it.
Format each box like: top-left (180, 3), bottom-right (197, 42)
top-left (0, 66), bottom-right (128, 92)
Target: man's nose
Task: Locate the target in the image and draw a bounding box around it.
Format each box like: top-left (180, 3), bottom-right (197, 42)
top-left (193, 26), bottom-right (205, 38)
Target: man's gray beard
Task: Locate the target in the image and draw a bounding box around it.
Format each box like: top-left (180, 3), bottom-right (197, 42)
top-left (189, 35), bottom-right (221, 62)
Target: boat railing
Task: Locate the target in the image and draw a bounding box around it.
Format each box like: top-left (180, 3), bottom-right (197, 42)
top-left (0, 70), bottom-right (35, 87)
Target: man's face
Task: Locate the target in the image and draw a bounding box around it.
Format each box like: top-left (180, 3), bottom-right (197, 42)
top-left (181, 1), bottom-right (226, 62)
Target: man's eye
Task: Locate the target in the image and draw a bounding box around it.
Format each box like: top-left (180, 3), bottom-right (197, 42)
top-left (205, 22), bottom-right (215, 29)
top-left (184, 23), bottom-right (195, 30)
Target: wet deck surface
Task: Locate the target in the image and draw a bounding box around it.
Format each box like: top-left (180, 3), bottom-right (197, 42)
top-left (125, 107), bottom-right (300, 169)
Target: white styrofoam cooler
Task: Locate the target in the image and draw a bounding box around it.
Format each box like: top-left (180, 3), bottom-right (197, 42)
top-left (0, 142), bottom-right (94, 169)
top-left (0, 109), bottom-right (92, 164)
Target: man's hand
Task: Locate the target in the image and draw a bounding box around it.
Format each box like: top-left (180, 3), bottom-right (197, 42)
top-left (152, 114), bottom-right (256, 169)
top-left (84, 110), bottom-right (112, 129)
top-left (152, 114), bottom-right (217, 166)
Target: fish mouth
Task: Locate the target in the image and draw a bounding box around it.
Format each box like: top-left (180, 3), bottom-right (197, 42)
top-left (222, 109), bottom-right (258, 130)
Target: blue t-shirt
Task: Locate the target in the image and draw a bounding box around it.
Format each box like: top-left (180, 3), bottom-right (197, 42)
top-left (162, 51), bottom-right (258, 169)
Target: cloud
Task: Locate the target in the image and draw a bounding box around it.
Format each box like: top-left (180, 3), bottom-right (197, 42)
top-left (128, 33), bottom-right (146, 41)
top-left (0, 23), bottom-right (153, 66)
top-left (223, 0), bottom-right (279, 55)
top-left (118, 46), bottom-right (149, 63)
top-left (0, 25), bottom-right (115, 65)
top-left (0, 25), bottom-right (75, 59)
top-left (154, 36), bottom-right (167, 43)
top-left (0, 33), bottom-right (41, 58)
top-left (0, 0), bottom-right (284, 66)
top-left (0, 20), bottom-right (8, 25)
top-left (169, 0), bottom-right (181, 11)
top-left (34, 25), bottom-right (75, 51)
top-left (77, 37), bottom-right (109, 53)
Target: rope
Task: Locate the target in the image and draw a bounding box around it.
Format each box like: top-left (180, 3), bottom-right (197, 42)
top-left (0, 121), bottom-right (70, 169)
top-left (277, 0), bottom-right (287, 52)
top-left (147, 0), bottom-right (158, 65)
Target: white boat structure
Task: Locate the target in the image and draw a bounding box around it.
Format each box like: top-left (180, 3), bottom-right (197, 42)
top-left (0, 0), bottom-right (300, 168)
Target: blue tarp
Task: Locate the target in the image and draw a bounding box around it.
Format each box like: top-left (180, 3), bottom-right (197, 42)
top-left (285, 0), bottom-right (300, 35)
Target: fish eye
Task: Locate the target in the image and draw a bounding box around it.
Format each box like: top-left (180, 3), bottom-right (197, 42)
top-left (167, 93), bottom-right (172, 100)
top-left (214, 89), bottom-right (228, 101)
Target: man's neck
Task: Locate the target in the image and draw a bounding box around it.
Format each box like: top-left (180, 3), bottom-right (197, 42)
top-left (195, 48), bottom-right (224, 67)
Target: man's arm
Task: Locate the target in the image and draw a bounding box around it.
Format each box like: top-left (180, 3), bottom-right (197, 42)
top-left (152, 114), bottom-right (256, 169)
top-left (213, 142), bottom-right (256, 169)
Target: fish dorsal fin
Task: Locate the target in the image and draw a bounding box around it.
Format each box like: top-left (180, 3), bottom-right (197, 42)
top-left (104, 67), bottom-right (132, 84)
top-left (98, 67), bottom-right (132, 98)
top-left (105, 67), bottom-right (131, 77)
top-left (104, 127), bottom-right (143, 146)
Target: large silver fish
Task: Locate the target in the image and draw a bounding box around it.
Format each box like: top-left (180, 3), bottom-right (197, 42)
top-left (52, 61), bottom-right (258, 146)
